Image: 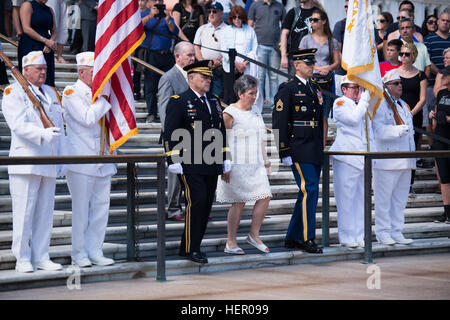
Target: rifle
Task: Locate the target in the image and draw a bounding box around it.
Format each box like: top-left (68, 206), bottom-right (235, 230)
top-left (382, 87), bottom-right (405, 125)
top-left (0, 50), bottom-right (54, 128)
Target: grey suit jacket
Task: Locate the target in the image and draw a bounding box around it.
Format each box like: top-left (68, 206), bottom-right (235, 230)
top-left (157, 65), bottom-right (189, 130)
top-left (80, 0), bottom-right (98, 21)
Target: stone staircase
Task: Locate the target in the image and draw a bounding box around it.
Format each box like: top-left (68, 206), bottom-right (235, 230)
top-left (0, 42), bottom-right (449, 291)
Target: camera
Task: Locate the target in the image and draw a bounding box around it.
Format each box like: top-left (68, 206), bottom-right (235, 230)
top-left (154, 4), bottom-right (166, 18)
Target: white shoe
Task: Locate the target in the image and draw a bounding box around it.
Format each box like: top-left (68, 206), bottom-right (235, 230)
top-left (72, 257), bottom-right (92, 268)
top-left (90, 256), bottom-right (114, 266)
top-left (392, 236), bottom-right (413, 245)
top-left (377, 236), bottom-right (395, 246)
top-left (15, 260), bottom-right (34, 273)
top-left (246, 234), bottom-right (270, 253)
top-left (35, 260), bottom-right (63, 271)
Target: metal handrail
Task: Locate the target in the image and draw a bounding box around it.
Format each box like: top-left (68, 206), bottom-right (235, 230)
top-left (0, 154), bottom-right (167, 281)
top-left (322, 150), bottom-right (450, 264)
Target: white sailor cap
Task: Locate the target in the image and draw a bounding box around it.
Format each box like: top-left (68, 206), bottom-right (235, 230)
top-left (22, 51), bottom-right (46, 68)
top-left (341, 75), bottom-right (357, 86)
top-left (382, 69), bottom-right (401, 84)
top-left (76, 52), bottom-right (95, 67)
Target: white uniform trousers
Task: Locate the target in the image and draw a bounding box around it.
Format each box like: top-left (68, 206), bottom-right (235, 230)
top-left (332, 159), bottom-right (364, 245)
top-left (373, 168), bottom-right (411, 240)
top-left (10, 174), bottom-right (56, 263)
top-left (67, 171), bottom-right (112, 261)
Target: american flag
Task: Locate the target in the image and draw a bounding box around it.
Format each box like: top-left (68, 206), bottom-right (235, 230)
top-left (92, 0), bottom-right (145, 154)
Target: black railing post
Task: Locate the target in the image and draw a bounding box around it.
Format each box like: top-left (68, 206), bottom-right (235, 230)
top-left (126, 162), bottom-right (136, 261)
top-left (156, 158), bottom-right (166, 281)
top-left (322, 152), bottom-right (330, 247)
top-left (363, 155), bottom-right (373, 264)
top-left (229, 48), bottom-right (236, 95)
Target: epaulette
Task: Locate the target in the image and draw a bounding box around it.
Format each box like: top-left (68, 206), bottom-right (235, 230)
top-left (335, 99), bottom-right (345, 107)
top-left (64, 89), bottom-right (74, 96)
top-left (4, 87), bottom-right (12, 95)
top-left (171, 95), bottom-right (180, 99)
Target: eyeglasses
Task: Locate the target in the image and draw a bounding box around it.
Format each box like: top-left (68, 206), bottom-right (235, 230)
top-left (397, 16), bottom-right (408, 21)
top-left (399, 26), bottom-right (413, 30)
top-left (399, 52), bottom-right (411, 57)
top-left (208, 9), bottom-right (217, 14)
top-left (232, 16), bottom-right (242, 20)
top-left (311, 18), bottom-right (321, 23)
top-left (427, 20), bottom-right (437, 25)
top-left (346, 85), bottom-right (360, 90)
top-left (377, 19), bottom-right (386, 23)
top-left (212, 32), bottom-right (218, 42)
top-left (303, 61), bottom-right (315, 66)
top-left (387, 81), bottom-right (402, 86)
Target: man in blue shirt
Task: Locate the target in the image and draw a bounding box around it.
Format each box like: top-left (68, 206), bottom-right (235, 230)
top-left (142, 0), bottom-right (179, 122)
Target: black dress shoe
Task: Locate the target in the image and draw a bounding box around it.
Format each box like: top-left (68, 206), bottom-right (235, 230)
top-left (167, 213), bottom-right (185, 221)
top-left (186, 252), bottom-right (208, 264)
top-left (300, 240), bottom-right (323, 254)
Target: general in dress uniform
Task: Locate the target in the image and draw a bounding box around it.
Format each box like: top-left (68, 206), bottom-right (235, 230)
top-left (2, 51), bottom-right (66, 272)
top-left (62, 52), bottom-right (116, 267)
top-left (272, 49), bottom-right (323, 254)
top-left (163, 60), bottom-right (231, 264)
top-left (329, 76), bottom-right (372, 249)
top-left (372, 69), bottom-right (415, 246)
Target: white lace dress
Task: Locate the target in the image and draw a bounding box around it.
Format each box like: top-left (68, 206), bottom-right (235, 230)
top-left (216, 105), bottom-right (272, 203)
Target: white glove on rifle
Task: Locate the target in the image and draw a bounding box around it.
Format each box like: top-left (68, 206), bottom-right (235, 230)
top-left (397, 125), bottom-right (410, 138)
top-left (359, 90), bottom-right (371, 104)
top-left (282, 156), bottom-right (293, 166)
top-left (42, 127), bottom-right (61, 144)
top-left (168, 163), bottom-right (183, 174)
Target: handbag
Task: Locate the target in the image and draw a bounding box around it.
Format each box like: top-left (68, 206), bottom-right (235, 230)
top-left (311, 73), bottom-right (333, 90)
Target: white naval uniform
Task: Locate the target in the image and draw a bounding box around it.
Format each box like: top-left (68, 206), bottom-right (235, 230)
top-left (329, 95), bottom-right (372, 246)
top-left (1, 81), bottom-right (66, 264)
top-left (372, 98), bottom-right (415, 241)
top-left (62, 79), bottom-right (117, 261)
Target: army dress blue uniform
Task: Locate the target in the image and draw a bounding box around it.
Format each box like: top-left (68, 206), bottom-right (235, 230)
top-left (163, 61), bottom-right (230, 263)
top-left (272, 49), bottom-right (324, 253)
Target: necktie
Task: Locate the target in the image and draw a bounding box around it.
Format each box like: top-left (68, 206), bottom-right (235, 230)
top-left (201, 96), bottom-right (211, 114)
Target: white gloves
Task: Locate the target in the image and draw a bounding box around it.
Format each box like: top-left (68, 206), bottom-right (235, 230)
top-left (359, 90), bottom-right (371, 104)
top-left (223, 160), bottom-right (231, 173)
top-left (168, 163), bottom-right (183, 174)
top-left (282, 156), bottom-right (293, 166)
top-left (397, 125), bottom-right (410, 138)
top-left (42, 127), bottom-right (61, 144)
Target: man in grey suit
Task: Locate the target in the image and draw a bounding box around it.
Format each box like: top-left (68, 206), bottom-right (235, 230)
top-left (157, 41), bottom-right (195, 221)
top-left (79, 0), bottom-right (98, 52)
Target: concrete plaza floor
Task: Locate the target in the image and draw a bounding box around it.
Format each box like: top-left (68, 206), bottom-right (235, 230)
top-left (1, 252), bottom-right (449, 300)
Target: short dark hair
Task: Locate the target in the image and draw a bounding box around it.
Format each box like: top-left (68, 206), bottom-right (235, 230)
top-left (399, 1), bottom-right (414, 12)
top-left (387, 39), bottom-right (403, 51)
top-left (234, 74), bottom-right (258, 96)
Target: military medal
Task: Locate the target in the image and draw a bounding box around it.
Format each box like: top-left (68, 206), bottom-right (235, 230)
top-left (317, 91), bottom-right (323, 105)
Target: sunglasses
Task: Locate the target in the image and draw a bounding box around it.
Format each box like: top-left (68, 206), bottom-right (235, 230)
top-left (400, 26), bottom-right (413, 30)
top-left (344, 5), bottom-right (348, 9)
top-left (212, 32), bottom-right (218, 42)
top-left (427, 20), bottom-right (437, 25)
top-left (311, 18), bottom-right (321, 23)
top-left (208, 9), bottom-right (218, 14)
top-left (232, 16), bottom-right (243, 20)
top-left (377, 19), bottom-right (386, 23)
top-left (387, 81), bottom-right (402, 86)
top-left (397, 16), bottom-right (408, 21)
top-left (399, 52), bottom-right (411, 57)
top-left (303, 60), bottom-right (315, 66)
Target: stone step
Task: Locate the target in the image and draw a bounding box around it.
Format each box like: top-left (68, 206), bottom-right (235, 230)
top-left (1, 236), bottom-right (449, 292)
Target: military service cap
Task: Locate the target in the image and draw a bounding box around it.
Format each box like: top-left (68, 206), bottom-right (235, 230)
top-left (184, 60), bottom-right (214, 77)
top-left (290, 48), bottom-right (317, 64)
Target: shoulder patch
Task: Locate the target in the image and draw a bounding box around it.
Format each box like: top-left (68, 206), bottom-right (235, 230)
top-left (275, 99), bottom-right (283, 112)
top-left (64, 89), bottom-right (74, 96)
top-left (336, 100), bottom-right (345, 106)
top-left (171, 95), bottom-right (180, 99)
top-left (4, 87), bottom-right (12, 95)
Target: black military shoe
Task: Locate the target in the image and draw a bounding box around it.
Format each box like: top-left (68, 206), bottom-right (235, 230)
top-left (300, 240), bottom-right (323, 254)
top-left (186, 252), bottom-right (208, 264)
top-left (435, 213), bottom-right (447, 223)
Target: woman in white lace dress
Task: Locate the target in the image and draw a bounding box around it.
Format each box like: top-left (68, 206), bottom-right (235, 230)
top-left (216, 75), bottom-right (272, 254)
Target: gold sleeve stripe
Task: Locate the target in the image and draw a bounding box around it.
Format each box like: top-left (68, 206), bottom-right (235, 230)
top-left (165, 150), bottom-right (180, 157)
top-left (222, 147), bottom-right (230, 152)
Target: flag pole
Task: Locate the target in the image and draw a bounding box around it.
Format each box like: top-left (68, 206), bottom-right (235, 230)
top-left (100, 116), bottom-right (106, 155)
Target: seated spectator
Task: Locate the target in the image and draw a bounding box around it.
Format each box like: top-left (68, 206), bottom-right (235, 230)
top-left (422, 14), bottom-right (438, 37)
top-left (299, 8), bottom-right (340, 147)
top-left (216, 75), bottom-right (272, 255)
top-left (379, 39), bottom-right (403, 77)
top-left (194, 2), bottom-right (226, 98)
top-left (375, 12), bottom-right (393, 62)
top-left (172, 0), bottom-right (205, 43)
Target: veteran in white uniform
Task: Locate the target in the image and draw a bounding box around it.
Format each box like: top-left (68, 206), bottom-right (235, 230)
top-left (329, 76), bottom-right (372, 249)
top-left (2, 51), bottom-right (66, 272)
top-left (62, 52), bottom-right (116, 267)
top-left (372, 69), bottom-right (415, 246)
